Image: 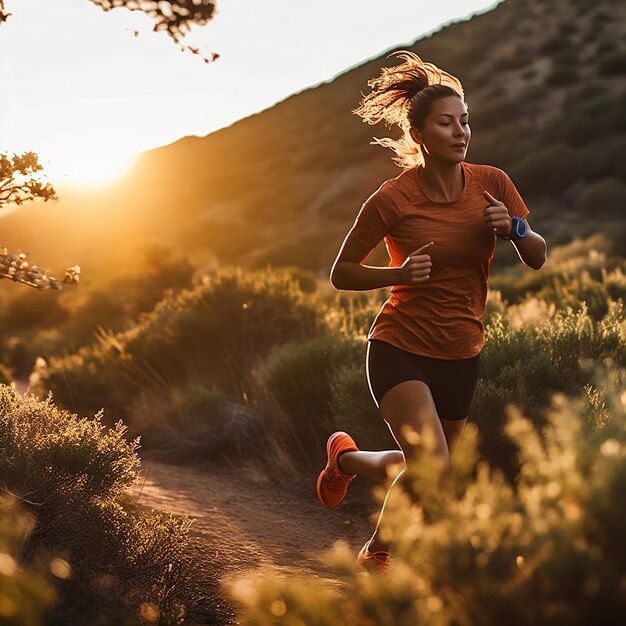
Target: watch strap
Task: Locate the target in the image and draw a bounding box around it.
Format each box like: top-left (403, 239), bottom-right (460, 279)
top-left (497, 216), bottom-right (527, 242)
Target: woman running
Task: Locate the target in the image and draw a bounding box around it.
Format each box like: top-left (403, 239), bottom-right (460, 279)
top-left (316, 52), bottom-right (547, 571)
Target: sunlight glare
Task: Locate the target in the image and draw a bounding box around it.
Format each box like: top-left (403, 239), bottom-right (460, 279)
top-left (32, 144), bottom-right (137, 188)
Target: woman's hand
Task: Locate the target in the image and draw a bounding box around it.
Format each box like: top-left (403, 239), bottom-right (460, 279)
top-left (481, 190), bottom-right (547, 270)
top-left (482, 191), bottom-right (513, 237)
top-left (397, 241), bottom-right (433, 285)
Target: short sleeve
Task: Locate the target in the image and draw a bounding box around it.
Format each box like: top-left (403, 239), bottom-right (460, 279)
top-left (345, 185), bottom-right (399, 251)
top-left (496, 169), bottom-right (530, 220)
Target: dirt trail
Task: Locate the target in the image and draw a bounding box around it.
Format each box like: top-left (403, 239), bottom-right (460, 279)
top-left (131, 460), bottom-right (374, 625)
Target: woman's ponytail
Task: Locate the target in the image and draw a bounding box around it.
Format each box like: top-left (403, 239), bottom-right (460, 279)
top-left (353, 51), bottom-right (464, 169)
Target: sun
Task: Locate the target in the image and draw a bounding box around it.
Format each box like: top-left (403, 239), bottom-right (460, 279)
top-left (35, 146), bottom-right (138, 188)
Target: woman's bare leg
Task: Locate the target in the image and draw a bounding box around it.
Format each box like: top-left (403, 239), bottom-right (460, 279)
top-left (365, 380), bottom-right (452, 552)
top-left (339, 450), bottom-right (405, 486)
top-left (440, 418), bottom-right (467, 458)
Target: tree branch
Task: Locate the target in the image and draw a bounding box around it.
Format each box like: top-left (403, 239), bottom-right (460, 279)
top-left (89, 0), bottom-right (219, 61)
top-left (0, 249), bottom-right (80, 290)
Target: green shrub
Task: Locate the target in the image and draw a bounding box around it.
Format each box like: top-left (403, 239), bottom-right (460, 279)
top-left (0, 246), bottom-right (195, 379)
top-left (128, 383), bottom-right (267, 466)
top-left (0, 362), bottom-right (13, 385)
top-left (0, 497), bottom-right (55, 625)
top-left (232, 394), bottom-right (626, 626)
top-left (532, 267), bottom-right (626, 322)
top-left (487, 269), bottom-right (546, 304)
top-left (0, 386), bottom-right (196, 625)
top-left (325, 289), bottom-right (386, 337)
top-left (329, 363), bottom-right (395, 452)
top-left (469, 303), bottom-right (626, 476)
top-left (41, 267), bottom-right (322, 419)
top-left (0, 289), bottom-right (68, 333)
top-left (259, 334), bottom-right (365, 458)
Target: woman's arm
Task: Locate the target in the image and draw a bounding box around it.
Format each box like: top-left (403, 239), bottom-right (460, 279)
top-left (330, 237), bottom-right (433, 291)
top-left (483, 191), bottom-right (547, 270)
top-left (508, 223), bottom-right (547, 270)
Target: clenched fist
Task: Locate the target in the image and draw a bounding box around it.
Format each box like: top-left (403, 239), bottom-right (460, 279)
top-left (483, 191), bottom-right (513, 237)
top-left (398, 241), bottom-right (433, 285)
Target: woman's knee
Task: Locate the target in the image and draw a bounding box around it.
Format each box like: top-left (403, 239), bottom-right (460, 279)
top-left (380, 380), bottom-right (450, 463)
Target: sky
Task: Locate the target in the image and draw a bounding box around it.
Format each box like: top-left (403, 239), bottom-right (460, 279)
top-left (0, 0), bottom-right (500, 186)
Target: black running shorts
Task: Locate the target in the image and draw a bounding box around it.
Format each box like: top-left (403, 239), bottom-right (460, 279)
top-left (366, 339), bottom-right (480, 421)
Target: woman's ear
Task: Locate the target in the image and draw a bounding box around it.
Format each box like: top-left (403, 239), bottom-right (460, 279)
top-left (409, 127), bottom-right (421, 144)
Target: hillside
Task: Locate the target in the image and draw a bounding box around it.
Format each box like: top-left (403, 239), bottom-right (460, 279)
top-left (2, 0), bottom-right (625, 277)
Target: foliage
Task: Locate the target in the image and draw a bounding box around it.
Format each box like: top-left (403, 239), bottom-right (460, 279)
top-left (0, 0), bottom-right (8, 25)
top-left (0, 152), bottom-right (79, 291)
top-left (37, 268), bottom-right (322, 463)
top-left (0, 245), bottom-right (194, 379)
top-left (231, 393), bottom-right (626, 626)
top-left (328, 362), bottom-right (396, 452)
top-left (128, 383), bottom-right (268, 466)
top-left (1, 1), bottom-right (218, 56)
top-left (24, 236), bottom-right (626, 477)
top-left (472, 301), bottom-right (626, 476)
top-left (259, 333), bottom-right (367, 457)
top-left (0, 152), bottom-right (56, 208)
top-left (90, 0), bottom-right (216, 45)
top-left (0, 386), bottom-right (196, 625)
top-left (0, 362), bottom-right (13, 385)
top-left (0, 497), bottom-right (55, 626)
top-left (0, 248), bottom-right (80, 290)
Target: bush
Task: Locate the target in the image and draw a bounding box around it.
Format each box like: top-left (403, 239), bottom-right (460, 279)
top-left (231, 393), bottom-right (626, 626)
top-left (329, 363), bottom-right (395, 452)
top-left (0, 386), bottom-right (196, 625)
top-left (0, 246), bottom-right (196, 378)
top-left (128, 383), bottom-right (267, 466)
top-left (0, 497), bottom-right (55, 625)
top-left (259, 333), bottom-right (366, 458)
top-left (469, 303), bottom-right (626, 476)
top-left (0, 362), bottom-right (13, 385)
top-left (41, 267), bottom-right (322, 420)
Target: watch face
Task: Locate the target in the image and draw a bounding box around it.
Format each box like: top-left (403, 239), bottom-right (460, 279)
top-left (513, 217), bottom-right (527, 239)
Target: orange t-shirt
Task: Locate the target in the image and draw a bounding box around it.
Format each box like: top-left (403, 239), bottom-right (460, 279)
top-left (347, 162), bottom-right (530, 359)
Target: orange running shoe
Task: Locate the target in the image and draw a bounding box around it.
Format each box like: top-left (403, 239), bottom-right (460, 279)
top-left (316, 431), bottom-right (359, 509)
top-left (357, 540), bottom-right (390, 573)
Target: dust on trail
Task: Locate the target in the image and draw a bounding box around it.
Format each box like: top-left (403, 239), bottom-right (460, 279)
top-left (131, 460), bottom-right (374, 625)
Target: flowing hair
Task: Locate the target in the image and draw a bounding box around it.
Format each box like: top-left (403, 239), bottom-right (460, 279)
top-left (353, 51), bottom-right (465, 169)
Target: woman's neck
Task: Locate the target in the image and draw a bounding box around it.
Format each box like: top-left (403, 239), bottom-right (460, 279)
top-left (417, 160), bottom-right (464, 203)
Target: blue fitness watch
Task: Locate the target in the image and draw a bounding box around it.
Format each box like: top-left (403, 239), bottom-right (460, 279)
top-left (497, 216), bottom-right (527, 242)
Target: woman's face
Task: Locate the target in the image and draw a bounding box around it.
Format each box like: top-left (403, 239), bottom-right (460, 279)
top-left (411, 96), bottom-right (471, 164)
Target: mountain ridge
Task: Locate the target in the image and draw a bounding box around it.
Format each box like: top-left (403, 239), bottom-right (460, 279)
top-left (2, 0), bottom-right (625, 277)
